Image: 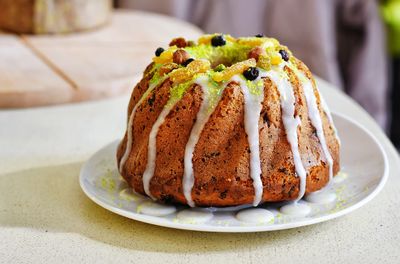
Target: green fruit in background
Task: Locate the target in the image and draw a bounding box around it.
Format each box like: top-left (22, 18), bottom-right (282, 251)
top-left (381, 0), bottom-right (400, 56)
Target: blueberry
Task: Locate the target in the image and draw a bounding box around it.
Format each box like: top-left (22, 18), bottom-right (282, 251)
top-left (155, 47), bottom-right (164, 57)
top-left (243, 67), bottom-right (259, 81)
top-left (255, 34), bottom-right (264, 38)
top-left (211, 35), bottom-right (226, 47)
top-left (279, 49), bottom-right (290, 61)
top-left (182, 58), bottom-right (194, 67)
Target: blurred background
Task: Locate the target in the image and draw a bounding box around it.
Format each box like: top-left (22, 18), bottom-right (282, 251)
top-left (0, 0), bottom-right (399, 149)
top-left (116, 0), bottom-right (400, 149)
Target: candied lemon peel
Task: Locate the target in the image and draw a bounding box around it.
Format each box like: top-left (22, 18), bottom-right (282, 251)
top-left (149, 34), bottom-right (297, 102)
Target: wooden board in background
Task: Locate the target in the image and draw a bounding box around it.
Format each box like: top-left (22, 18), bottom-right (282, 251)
top-left (0, 34), bottom-right (73, 107)
top-left (0, 10), bottom-right (203, 108)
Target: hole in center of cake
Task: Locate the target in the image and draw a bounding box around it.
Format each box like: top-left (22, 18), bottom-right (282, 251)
top-left (185, 43), bottom-right (252, 69)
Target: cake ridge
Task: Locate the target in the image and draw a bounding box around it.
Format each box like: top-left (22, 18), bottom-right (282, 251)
top-left (118, 74), bottom-right (168, 174)
top-left (265, 65), bottom-right (307, 201)
top-left (231, 74), bottom-right (265, 206)
top-left (297, 71), bottom-right (334, 182)
top-left (183, 75), bottom-right (224, 207)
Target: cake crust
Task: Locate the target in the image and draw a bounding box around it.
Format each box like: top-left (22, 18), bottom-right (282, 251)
top-left (117, 34), bottom-right (340, 207)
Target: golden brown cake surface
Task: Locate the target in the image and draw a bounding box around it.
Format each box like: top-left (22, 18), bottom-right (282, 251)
top-left (117, 34), bottom-right (340, 207)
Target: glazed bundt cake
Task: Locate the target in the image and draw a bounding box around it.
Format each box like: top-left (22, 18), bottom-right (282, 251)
top-left (117, 34), bottom-right (340, 207)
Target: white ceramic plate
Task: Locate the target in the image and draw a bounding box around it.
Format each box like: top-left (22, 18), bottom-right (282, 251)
top-left (79, 113), bottom-right (388, 232)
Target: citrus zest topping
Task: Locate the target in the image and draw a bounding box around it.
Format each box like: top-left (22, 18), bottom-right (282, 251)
top-left (271, 54), bottom-right (283, 65)
top-left (153, 46), bottom-right (178, 64)
top-left (169, 59), bottom-right (211, 83)
top-left (212, 58), bottom-right (256, 82)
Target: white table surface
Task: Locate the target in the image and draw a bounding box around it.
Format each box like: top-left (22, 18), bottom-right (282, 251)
top-left (1, 77), bottom-right (399, 264)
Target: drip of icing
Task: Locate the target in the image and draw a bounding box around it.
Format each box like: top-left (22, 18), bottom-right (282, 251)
top-left (128, 63), bottom-right (336, 206)
top-left (183, 75), bottom-right (223, 207)
top-left (119, 76), bottom-right (167, 173)
top-left (182, 71), bottom-right (267, 207)
top-left (231, 73), bottom-right (265, 206)
top-left (280, 202), bottom-right (311, 216)
top-left (305, 190), bottom-right (337, 204)
top-left (320, 95), bottom-right (341, 145)
top-left (298, 72), bottom-right (334, 182)
top-left (236, 208), bottom-right (274, 224)
top-left (142, 104), bottom-right (175, 199)
top-left (142, 78), bottom-right (200, 199)
top-left (137, 201), bottom-right (176, 216)
top-left (265, 68), bottom-right (307, 201)
top-left (176, 209), bottom-right (214, 223)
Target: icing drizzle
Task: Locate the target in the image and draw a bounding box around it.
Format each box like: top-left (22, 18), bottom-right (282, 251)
top-left (231, 75), bottom-right (265, 206)
top-left (183, 76), bottom-right (223, 207)
top-left (320, 95), bottom-right (341, 145)
top-left (120, 64), bottom-right (339, 206)
top-left (118, 76), bottom-right (167, 173)
top-left (265, 67), bottom-right (307, 201)
top-left (142, 103), bottom-right (175, 199)
top-left (298, 72), bottom-right (334, 181)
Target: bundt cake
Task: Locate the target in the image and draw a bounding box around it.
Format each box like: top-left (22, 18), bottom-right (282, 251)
top-left (117, 34), bottom-right (340, 207)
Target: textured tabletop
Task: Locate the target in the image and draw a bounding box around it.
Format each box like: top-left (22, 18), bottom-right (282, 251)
top-left (0, 78), bottom-right (399, 264)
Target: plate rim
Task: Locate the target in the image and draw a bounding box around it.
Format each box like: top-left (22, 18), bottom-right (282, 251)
top-left (79, 112), bottom-right (389, 233)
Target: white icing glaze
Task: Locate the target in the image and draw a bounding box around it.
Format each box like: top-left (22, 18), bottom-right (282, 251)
top-left (137, 201), bottom-right (176, 216)
top-left (119, 76), bottom-right (167, 173)
top-left (176, 209), bottom-right (214, 223)
top-left (183, 72), bottom-right (267, 207)
top-left (305, 190), bottom-right (337, 204)
top-left (231, 74), bottom-right (265, 206)
top-left (280, 202), bottom-right (311, 216)
top-left (118, 103), bottom-right (139, 173)
top-left (320, 95), bottom-right (341, 145)
top-left (298, 72), bottom-right (334, 182)
top-left (236, 208), bottom-right (274, 224)
top-left (123, 63), bottom-right (339, 208)
top-left (183, 75), bottom-right (223, 207)
top-left (265, 68), bottom-right (307, 201)
top-left (142, 103), bottom-right (175, 199)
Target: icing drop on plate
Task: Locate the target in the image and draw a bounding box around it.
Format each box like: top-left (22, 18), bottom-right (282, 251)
top-left (305, 190), bottom-right (337, 204)
top-left (231, 73), bottom-right (265, 206)
top-left (280, 202), bottom-right (311, 217)
top-left (183, 75), bottom-right (223, 207)
top-left (266, 67), bottom-right (307, 200)
top-left (299, 72), bottom-right (334, 181)
top-left (137, 201), bottom-right (176, 216)
top-left (176, 208), bottom-right (214, 223)
top-left (236, 208), bottom-right (275, 224)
